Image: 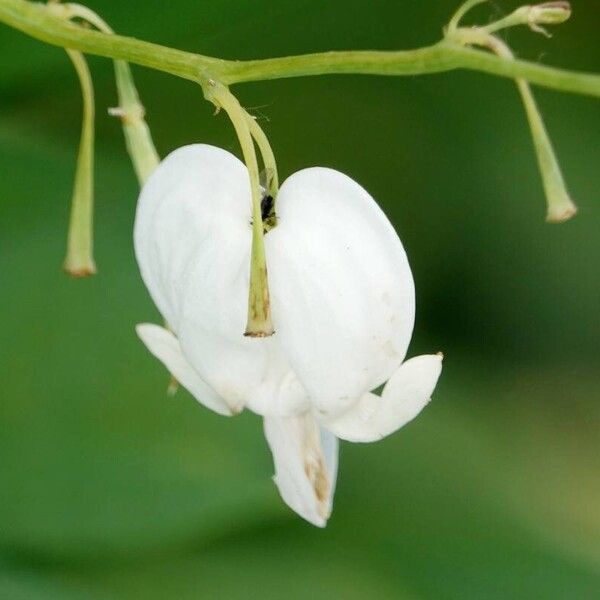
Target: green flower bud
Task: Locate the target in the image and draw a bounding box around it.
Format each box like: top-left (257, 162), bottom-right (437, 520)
top-left (529, 2), bottom-right (572, 26)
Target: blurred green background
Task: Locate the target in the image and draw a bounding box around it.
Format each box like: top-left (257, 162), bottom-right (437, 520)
top-left (1, 1), bottom-right (599, 598)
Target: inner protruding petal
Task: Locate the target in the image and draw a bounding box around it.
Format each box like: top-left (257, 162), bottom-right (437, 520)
top-left (263, 413), bottom-right (339, 527)
top-left (266, 167), bottom-right (416, 416)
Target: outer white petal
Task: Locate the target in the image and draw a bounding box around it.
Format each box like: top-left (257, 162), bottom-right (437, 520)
top-left (134, 144), bottom-right (307, 417)
top-left (263, 413), bottom-right (338, 527)
top-left (322, 354), bottom-right (442, 443)
top-left (136, 323), bottom-right (233, 416)
top-left (266, 168), bottom-right (415, 416)
top-left (134, 144), bottom-right (251, 332)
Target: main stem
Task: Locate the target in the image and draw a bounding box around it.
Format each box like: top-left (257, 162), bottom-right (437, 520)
top-left (1, 0), bottom-right (600, 98)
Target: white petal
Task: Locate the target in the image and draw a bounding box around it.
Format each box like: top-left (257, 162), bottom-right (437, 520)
top-left (266, 167), bottom-right (415, 416)
top-left (135, 145), bottom-right (305, 416)
top-left (319, 425), bottom-right (339, 501)
top-left (263, 413), bottom-right (338, 527)
top-left (136, 323), bottom-right (234, 416)
top-left (323, 354), bottom-right (442, 443)
top-left (134, 144), bottom-right (251, 332)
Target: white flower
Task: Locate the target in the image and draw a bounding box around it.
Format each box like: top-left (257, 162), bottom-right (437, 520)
top-left (134, 144), bottom-right (442, 526)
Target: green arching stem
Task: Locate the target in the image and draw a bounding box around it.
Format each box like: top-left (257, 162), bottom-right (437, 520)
top-left (204, 81), bottom-right (274, 337)
top-left (56, 3), bottom-right (160, 185)
top-left (218, 43), bottom-right (600, 98)
top-left (63, 49), bottom-right (96, 277)
top-left (1, 0), bottom-right (600, 98)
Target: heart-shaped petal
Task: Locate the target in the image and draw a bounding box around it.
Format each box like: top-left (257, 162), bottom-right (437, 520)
top-left (266, 167), bottom-right (415, 416)
top-left (135, 145), bottom-right (307, 416)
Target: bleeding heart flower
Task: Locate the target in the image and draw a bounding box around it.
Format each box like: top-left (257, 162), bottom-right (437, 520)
top-left (134, 144), bottom-right (442, 526)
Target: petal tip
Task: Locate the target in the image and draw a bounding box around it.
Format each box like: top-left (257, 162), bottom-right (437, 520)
top-left (135, 322), bottom-right (154, 340)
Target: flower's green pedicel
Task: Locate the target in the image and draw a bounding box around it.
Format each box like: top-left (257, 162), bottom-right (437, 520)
top-left (63, 49), bottom-right (96, 277)
top-left (203, 81), bottom-right (275, 337)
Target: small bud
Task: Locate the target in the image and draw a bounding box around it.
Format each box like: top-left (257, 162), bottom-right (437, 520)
top-left (529, 2), bottom-right (571, 26)
top-left (63, 50), bottom-right (97, 277)
top-left (475, 1), bottom-right (571, 37)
